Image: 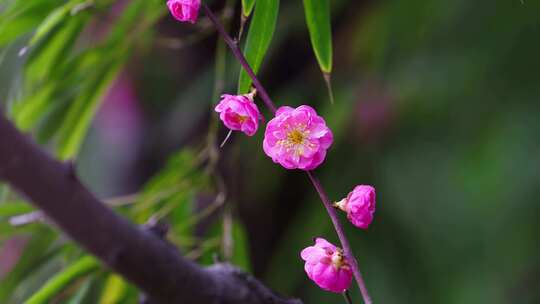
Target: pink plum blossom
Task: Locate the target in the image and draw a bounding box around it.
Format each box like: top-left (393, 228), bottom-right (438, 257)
top-left (263, 105), bottom-right (333, 170)
top-left (167, 0), bottom-right (200, 24)
top-left (215, 93), bottom-right (260, 136)
top-left (335, 185), bottom-right (376, 229)
top-left (300, 238), bottom-right (352, 293)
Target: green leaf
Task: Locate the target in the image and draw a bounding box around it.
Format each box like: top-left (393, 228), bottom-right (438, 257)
top-left (0, 230), bottom-right (57, 302)
top-left (26, 1), bottom-right (73, 49)
top-left (241, 0), bottom-right (256, 17)
top-left (56, 57), bottom-right (124, 160)
top-left (303, 0), bottom-right (333, 73)
top-left (66, 278), bottom-right (93, 304)
top-left (25, 12), bottom-right (86, 84)
top-left (98, 274), bottom-right (127, 304)
top-left (12, 84), bottom-right (56, 130)
top-left (237, 0), bottom-right (279, 94)
top-left (30, 50), bottom-right (103, 142)
top-left (0, 201), bottom-right (34, 218)
top-left (24, 255), bottom-right (100, 304)
top-left (0, 1), bottom-right (64, 47)
top-left (132, 149), bottom-right (207, 227)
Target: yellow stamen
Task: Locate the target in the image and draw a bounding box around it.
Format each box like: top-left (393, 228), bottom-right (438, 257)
top-left (277, 125), bottom-right (311, 157)
top-left (288, 129), bottom-right (305, 145)
top-left (236, 114), bottom-right (248, 123)
top-left (331, 249), bottom-right (348, 269)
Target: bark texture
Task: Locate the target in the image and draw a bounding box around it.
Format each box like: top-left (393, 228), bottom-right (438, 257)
top-left (0, 113), bottom-right (300, 304)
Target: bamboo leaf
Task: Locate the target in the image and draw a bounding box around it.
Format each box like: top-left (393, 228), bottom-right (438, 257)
top-left (0, 1), bottom-right (64, 47)
top-left (237, 0), bottom-right (279, 94)
top-left (133, 149), bottom-right (206, 229)
top-left (98, 274), bottom-right (127, 304)
top-left (0, 230), bottom-right (57, 302)
top-left (25, 12), bottom-right (86, 84)
top-left (26, 2), bottom-right (72, 49)
top-left (24, 256), bottom-right (100, 304)
top-left (12, 84), bottom-right (56, 130)
top-left (66, 279), bottom-right (92, 304)
top-left (303, 0), bottom-right (333, 73)
top-left (241, 0), bottom-right (256, 17)
top-left (0, 201), bottom-right (34, 218)
top-left (56, 58), bottom-right (124, 160)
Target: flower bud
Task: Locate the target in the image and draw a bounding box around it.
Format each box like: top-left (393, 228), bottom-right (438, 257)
top-left (215, 93), bottom-right (261, 136)
top-left (335, 185), bottom-right (376, 229)
top-left (167, 0), bottom-right (200, 24)
top-left (300, 238), bottom-right (352, 293)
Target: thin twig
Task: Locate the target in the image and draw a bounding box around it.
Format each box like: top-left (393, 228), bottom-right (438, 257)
top-left (202, 4), bottom-right (277, 113)
top-left (9, 192), bottom-right (140, 226)
top-left (219, 130), bottom-right (233, 148)
top-left (203, 5), bottom-right (372, 303)
top-left (238, 14), bottom-right (248, 41)
top-left (308, 172), bottom-right (372, 304)
top-left (342, 290), bottom-right (353, 304)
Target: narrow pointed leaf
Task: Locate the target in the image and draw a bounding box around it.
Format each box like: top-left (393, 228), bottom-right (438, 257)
top-left (303, 0), bottom-right (333, 73)
top-left (241, 0), bottom-right (256, 17)
top-left (25, 256), bottom-right (100, 304)
top-left (99, 274), bottom-right (128, 304)
top-left (237, 0), bottom-right (279, 94)
top-left (0, 230), bottom-right (57, 302)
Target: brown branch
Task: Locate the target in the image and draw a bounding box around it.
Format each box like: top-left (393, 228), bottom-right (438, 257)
top-left (0, 112), bottom-right (301, 304)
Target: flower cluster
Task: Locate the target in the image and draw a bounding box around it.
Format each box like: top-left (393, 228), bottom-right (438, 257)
top-left (169, 4), bottom-right (378, 298)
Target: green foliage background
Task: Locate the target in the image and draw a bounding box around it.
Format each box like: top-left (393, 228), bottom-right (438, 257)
top-left (1, 0), bottom-right (540, 303)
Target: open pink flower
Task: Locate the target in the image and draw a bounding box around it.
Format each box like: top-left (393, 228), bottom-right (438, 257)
top-left (215, 93), bottom-right (260, 136)
top-left (167, 0), bottom-right (200, 24)
top-left (263, 105), bottom-right (333, 170)
top-left (300, 238), bottom-right (352, 293)
top-left (335, 185), bottom-right (376, 229)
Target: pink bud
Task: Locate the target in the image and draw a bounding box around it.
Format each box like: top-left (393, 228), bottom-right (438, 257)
top-left (215, 93), bottom-right (261, 136)
top-left (300, 238), bottom-right (352, 293)
top-left (335, 185), bottom-right (376, 229)
top-left (263, 105), bottom-right (333, 170)
top-left (167, 0), bottom-right (200, 24)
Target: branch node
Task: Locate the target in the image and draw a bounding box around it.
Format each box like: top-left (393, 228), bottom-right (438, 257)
top-left (143, 217), bottom-right (170, 239)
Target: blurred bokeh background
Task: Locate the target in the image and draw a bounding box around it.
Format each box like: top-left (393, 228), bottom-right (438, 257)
top-left (1, 0), bottom-right (539, 303)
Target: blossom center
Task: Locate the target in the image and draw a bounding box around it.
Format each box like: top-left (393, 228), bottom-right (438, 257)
top-left (235, 114), bottom-right (248, 123)
top-left (287, 129), bottom-right (306, 145)
top-left (331, 249), bottom-right (347, 269)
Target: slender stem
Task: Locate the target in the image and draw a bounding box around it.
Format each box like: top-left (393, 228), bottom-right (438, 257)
top-left (220, 130), bottom-right (233, 148)
top-left (202, 4), bottom-right (277, 113)
top-left (307, 172), bottom-right (372, 304)
top-left (238, 14), bottom-right (248, 41)
top-left (9, 189), bottom-right (174, 226)
top-left (342, 290), bottom-right (353, 304)
top-left (323, 72), bottom-right (335, 105)
top-left (203, 5), bottom-right (372, 304)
